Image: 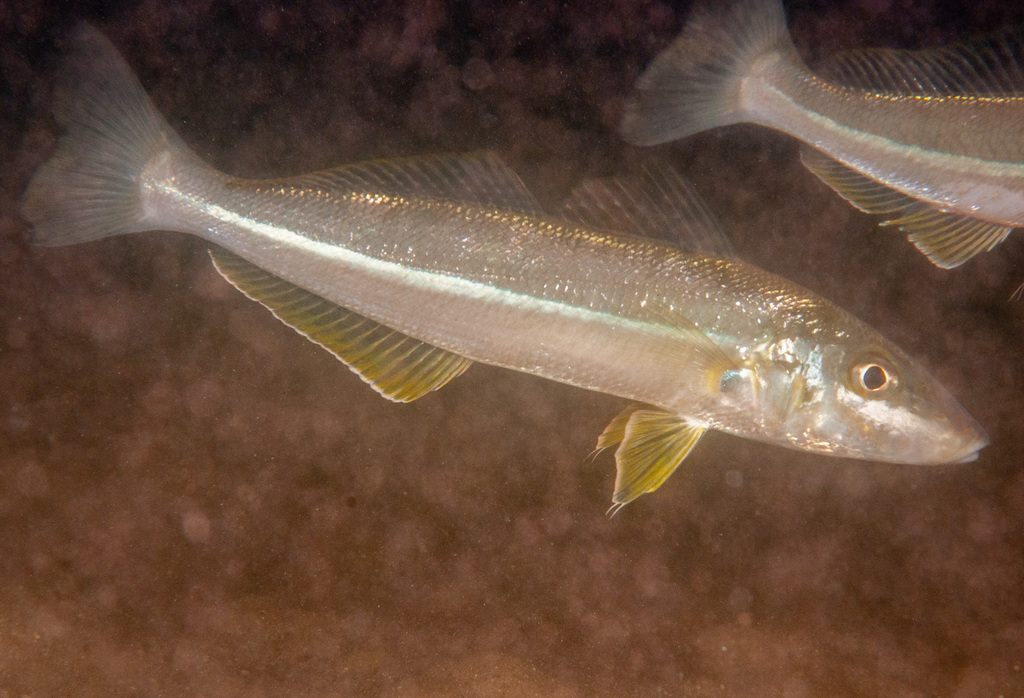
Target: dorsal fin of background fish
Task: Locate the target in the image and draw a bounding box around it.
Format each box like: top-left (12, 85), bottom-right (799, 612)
top-left (621, 0), bottom-right (1024, 268)
top-left (818, 34), bottom-right (1024, 97)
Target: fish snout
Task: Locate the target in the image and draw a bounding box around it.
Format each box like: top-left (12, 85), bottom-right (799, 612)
top-left (934, 408), bottom-right (989, 464)
top-left (904, 390), bottom-right (989, 465)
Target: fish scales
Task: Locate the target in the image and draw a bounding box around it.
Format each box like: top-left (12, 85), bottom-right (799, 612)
top-left (145, 153), bottom-right (822, 418)
top-left (21, 24), bottom-right (987, 507)
top-left (746, 60), bottom-right (1024, 216)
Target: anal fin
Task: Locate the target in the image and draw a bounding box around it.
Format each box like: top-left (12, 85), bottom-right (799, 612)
top-left (890, 209), bottom-right (1013, 269)
top-left (801, 147), bottom-right (1014, 268)
top-left (597, 405), bottom-right (706, 513)
top-left (209, 249), bottom-right (472, 402)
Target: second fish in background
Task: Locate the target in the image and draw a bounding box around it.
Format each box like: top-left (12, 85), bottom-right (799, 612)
top-left (622, 0), bottom-right (1024, 269)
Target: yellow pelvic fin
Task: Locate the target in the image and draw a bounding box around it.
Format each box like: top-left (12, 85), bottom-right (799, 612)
top-left (209, 249), bottom-right (472, 403)
top-left (801, 148), bottom-right (1014, 268)
top-left (597, 405), bottom-right (706, 512)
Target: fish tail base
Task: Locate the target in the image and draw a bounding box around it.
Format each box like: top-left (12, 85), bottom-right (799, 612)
top-left (621, 0), bottom-right (794, 145)
top-left (22, 25), bottom-right (190, 247)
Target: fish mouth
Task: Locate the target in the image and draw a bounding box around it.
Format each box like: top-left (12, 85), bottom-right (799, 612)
top-left (953, 451), bottom-right (981, 464)
top-left (927, 402), bottom-right (989, 465)
top-left (949, 421), bottom-right (989, 464)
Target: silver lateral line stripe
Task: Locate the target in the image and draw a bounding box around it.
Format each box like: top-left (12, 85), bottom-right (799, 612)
top-left (764, 84), bottom-right (1024, 177)
top-left (196, 198), bottom-right (665, 333)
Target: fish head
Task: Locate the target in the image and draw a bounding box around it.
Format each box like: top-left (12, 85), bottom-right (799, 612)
top-left (722, 331), bottom-right (988, 465)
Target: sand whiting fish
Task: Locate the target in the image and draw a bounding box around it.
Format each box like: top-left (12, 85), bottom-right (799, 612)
top-left (622, 0), bottom-right (1024, 269)
top-left (23, 26), bottom-right (987, 509)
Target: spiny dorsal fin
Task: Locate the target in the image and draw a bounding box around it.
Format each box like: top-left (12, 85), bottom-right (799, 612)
top-left (292, 152), bottom-right (542, 214)
top-left (596, 405), bottom-right (706, 513)
top-left (819, 33), bottom-right (1024, 97)
top-left (800, 148), bottom-right (1014, 268)
top-left (209, 249), bottom-right (472, 402)
top-left (561, 162), bottom-right (734, 256)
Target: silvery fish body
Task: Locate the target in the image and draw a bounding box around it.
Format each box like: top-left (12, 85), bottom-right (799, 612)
top-left (22, 26), bottom-right (987, 508)
top-left (622, 0), bottom-right (1024, 268)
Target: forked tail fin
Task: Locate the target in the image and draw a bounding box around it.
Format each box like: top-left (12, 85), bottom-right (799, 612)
top-left (621, 0), bottom-right (795, 145)
top-left (22, 25), bottom-right (191, 246)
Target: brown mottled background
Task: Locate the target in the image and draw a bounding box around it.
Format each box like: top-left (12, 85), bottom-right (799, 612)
top-left (2, 0), bottom-right (1023, 695)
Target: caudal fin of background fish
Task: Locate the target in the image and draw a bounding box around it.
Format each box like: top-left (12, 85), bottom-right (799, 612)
top-left (620, 0), bottom-right (794, 145)
top-left (22, 25), bottom-right (191, 247)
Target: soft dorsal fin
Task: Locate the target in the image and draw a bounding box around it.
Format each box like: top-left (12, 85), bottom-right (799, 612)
top-left (292, 151), bottom-right (542, 213)
top-left (561, 162), bottom-right (734, 256)
top-left (596, 404), bottom-right (706, 513)
top-left (819, 33), bottom-right (1024, 97)
top-left (801, 147), bottom-right (1014, 268)
top-left (209, 249), bottom-right (472, 402)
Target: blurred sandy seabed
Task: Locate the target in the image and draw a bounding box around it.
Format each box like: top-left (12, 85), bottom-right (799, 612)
top-left (1, 1), bottom-right (1023, 695)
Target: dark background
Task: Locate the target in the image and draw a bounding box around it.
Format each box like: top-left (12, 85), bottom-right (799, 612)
top-left (2, 0), bottom-right (1023, 695)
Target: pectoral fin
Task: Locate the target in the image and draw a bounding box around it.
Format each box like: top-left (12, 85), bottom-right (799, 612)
top-left (597, 405), bottom-right (706, 512)
top-left (210, 249), bottom-right (472, 403)
top-left (800, 148), bottom-right (1013, 268)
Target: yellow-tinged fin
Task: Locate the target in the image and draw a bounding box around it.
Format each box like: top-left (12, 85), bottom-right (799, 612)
top-left (209, 249), bottom-right (472, 403)
top-left (561, 161), bottom-right (735, 256)
top-left (800, 148), bottom-right (914, 214)
top-left (597, 405), bottom-right (706, 513)
top-left (893, 210), bottom-right (1013, 269)
top-left (621, 0), bottom-right (794, 145)
top-left (595, 404), bottom-right (643, 452)
top-left (292, 151), bottom-right (542, 214)
top-left (819, 33), bottom-right (1024, 97)
top-left (801, 148), bottom-right (1014, 268)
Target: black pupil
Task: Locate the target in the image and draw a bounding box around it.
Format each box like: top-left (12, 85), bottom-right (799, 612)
top-left (862, 364), bottom-right (887, 391)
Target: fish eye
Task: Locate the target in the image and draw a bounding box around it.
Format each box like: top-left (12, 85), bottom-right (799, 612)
top-left (851, 360), bottom-right (896, 395)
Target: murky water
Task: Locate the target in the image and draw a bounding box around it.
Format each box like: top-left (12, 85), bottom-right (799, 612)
top-left (2, 1), bottom-right (1023, 695)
